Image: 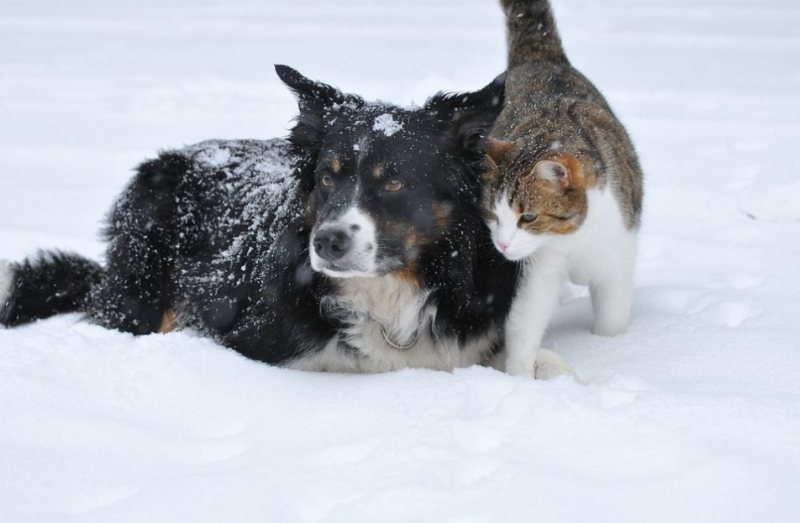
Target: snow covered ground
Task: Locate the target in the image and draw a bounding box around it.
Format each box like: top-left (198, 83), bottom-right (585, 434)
top-left (2, 0), bottom-right (799, 521)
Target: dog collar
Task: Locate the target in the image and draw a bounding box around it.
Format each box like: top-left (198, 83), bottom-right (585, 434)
top-left (381, 327), bottom-right (418, 351)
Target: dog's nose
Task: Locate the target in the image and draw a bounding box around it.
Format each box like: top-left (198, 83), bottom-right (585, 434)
top-left (314, 228), bottom-right (352, 261)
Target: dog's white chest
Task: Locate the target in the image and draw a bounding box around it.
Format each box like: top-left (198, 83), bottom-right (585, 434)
top-left (286, 275), bottom-right (498, 373)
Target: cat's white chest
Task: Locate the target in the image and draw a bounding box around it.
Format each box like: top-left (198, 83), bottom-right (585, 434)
top-left (551, 188), bottom-right (636, 285)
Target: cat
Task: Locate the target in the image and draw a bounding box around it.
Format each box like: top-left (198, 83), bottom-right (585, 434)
top-left (484, 0), bottom-right (644, 377)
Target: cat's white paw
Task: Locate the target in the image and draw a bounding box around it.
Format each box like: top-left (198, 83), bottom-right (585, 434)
top-left (0, 260), bottom-right (14, 314)
top-left (535, 349), bottom-right (581, 382)
top-left (592, 320), bottom-right (628, 337)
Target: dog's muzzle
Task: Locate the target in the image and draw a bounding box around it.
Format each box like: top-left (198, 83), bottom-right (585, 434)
top-left (313, 227), bottom-right (351, 261)
top-left (309, 207), bottom-right (379, 278)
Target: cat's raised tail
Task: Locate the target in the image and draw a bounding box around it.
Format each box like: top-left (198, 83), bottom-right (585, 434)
top-left (502, 0), bottom-right (568, 68)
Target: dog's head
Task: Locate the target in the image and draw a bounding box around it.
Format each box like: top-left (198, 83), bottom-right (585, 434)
top-left (276, 65), bottom-right (505, 279)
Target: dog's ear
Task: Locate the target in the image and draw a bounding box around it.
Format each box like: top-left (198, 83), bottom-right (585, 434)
top-left (275, 64), bottom-right (345, 112)
top-left (275, 65), bottom-right (365, 191)
top-left (425, 72), bottom-right (506, 158)
top-left (275, 65), bottom-right (337, 152)
top-left (275, 65), bottom-right (363, 152)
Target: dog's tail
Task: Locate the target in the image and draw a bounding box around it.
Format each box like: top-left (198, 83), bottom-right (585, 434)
top-left (0, 251), bottom-right (104, 327)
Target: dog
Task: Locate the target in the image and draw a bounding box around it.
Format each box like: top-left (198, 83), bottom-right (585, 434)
top-left (0, 65), bottom-right (530, 373)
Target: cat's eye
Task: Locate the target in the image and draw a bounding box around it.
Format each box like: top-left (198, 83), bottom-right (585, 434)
top-left (320, 174), bottom-right (334, 188)
top-left (384, 179), bottom-right (404, 192)
top-left (519, 213), bottom-right (538, 224)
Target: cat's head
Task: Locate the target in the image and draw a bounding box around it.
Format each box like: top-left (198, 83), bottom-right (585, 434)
top-left (482, 138), bottom-right (593, 261)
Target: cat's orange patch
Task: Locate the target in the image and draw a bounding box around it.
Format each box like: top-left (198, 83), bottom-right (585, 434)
top-left (329, 157), bottom-right (341, 174)
top-left (547, 153), bottom-right (596, 189)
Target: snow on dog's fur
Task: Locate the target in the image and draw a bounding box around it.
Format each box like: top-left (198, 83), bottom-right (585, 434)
top-left (0, 65), bottom-right (525, 373)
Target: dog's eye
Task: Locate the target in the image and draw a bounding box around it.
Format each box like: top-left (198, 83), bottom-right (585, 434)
top-left (384, 179), bottom-right (404, 192)
top-left (320, 174), bottom-right (334, 188)
top-left (519, 213), bottom-right (538, 224)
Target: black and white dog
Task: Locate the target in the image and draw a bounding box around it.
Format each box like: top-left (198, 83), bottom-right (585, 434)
top-left (1, 66), bottom-right (571, 375)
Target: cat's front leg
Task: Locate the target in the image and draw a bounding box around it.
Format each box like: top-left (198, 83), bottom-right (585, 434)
top-left (591, 279), bottom-right (632, 336)
top-left (504, 254), bottom-right (566, 377)
top-left (590, 251), bottom-right (635, 337)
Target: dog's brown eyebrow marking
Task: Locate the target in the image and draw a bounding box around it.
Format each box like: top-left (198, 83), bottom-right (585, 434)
top-left (330, 157), bottom-right (341, 174)
top-left (372, 164), bottom-right (384, 179)
top-left (433, 202), bottom-right (453, 230)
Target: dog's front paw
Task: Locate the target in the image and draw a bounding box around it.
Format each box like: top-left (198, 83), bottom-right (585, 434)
top-left (505, 358), bottom-right (535, 377)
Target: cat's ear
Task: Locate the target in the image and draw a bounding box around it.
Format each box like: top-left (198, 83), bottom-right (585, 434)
top-left (533, 156), bottom-right (589, 189)
top-left (486, 138), bottom-right (517, 167)
top-left (533, 160), bottom-right (569, 184)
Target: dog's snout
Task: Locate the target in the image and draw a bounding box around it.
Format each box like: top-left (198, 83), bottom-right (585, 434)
top-left (314, 228), bottom-right (352, 261)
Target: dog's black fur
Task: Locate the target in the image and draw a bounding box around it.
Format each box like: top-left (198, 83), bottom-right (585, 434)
top-left (0, 66), bottom-right (519, 371)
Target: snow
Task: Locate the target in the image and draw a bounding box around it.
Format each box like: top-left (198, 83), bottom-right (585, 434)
top-left (1, 0), bottom-right (800, 521)
top-left (193, 143), bottom-right (232, 168)
top-left (373, 113), bottom-right (404, 137)
top-left (0, 260), bottom-right (12, 304)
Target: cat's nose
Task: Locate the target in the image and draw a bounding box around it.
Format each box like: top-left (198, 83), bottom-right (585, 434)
top-left (498, 240), bottom-right (510, 251)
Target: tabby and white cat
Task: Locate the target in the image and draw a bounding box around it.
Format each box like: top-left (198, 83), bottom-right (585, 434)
top-left (485, 0), bottom-right (644, 377)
